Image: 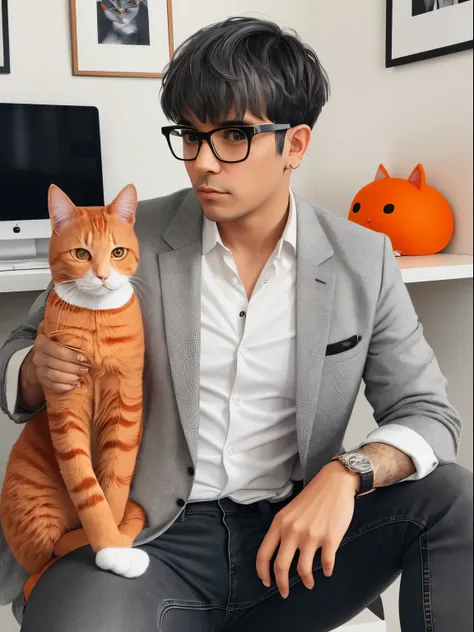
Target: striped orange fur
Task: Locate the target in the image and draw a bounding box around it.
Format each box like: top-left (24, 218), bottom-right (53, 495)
top-left (0, 184), bottom-right (147, 585)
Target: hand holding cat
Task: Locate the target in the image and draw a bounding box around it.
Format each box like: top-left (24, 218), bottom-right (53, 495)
top-left (27, 333), bottom-right (91, 395)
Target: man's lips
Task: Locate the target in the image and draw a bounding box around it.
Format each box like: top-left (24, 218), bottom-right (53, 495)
top-left (197, 186), bottom-right (228, 194)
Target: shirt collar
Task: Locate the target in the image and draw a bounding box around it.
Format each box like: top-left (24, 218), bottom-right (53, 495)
top-left (202, 189), bottom-right (297, 256)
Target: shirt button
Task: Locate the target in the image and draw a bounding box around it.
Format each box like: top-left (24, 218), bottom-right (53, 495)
top-left (239, 311), bottom-right (246, 318)
top-left (176, 498), bottom-right (186, 508)
top-left (233, 395), bottom-right (242, 406)
top-left (187, 467), bottom-right (195, 477)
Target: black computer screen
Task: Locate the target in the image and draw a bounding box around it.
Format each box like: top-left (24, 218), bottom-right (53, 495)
top-left (0, 103), bottom-right (104, 221)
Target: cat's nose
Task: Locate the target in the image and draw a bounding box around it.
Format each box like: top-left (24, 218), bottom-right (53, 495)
top-left (366, 218), bottom-right (372, 224)
top-left (96, 274), bottom-right (109, 283)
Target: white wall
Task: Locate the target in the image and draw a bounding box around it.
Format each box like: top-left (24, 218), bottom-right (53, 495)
top-left (0, 2), bottom-right (472, 631)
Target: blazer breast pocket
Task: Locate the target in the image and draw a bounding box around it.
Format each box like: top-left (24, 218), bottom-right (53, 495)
top-left (325, 335), bottom-right (362, 360)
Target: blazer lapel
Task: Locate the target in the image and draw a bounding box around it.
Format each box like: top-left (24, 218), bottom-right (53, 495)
top-left (158, 191), bottom-right (203, 463)
top-left (295, 197), bottom-right (335, 470)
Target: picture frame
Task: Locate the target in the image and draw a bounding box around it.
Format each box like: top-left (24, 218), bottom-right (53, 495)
top-left (0, 0), bottom-right (10, 75)
top-left (70, 0), bottom-right (174, 78)
top-left (386, 0), bottom-right (473, 67)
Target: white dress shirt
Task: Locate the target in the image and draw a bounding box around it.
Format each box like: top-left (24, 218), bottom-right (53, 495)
top-left (6, 191), bottom-right (438, 504)
top-left (189, 191), bottom-right (438, 504)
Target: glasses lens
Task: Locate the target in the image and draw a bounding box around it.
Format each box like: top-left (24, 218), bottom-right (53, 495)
top-left (168, 128), bottom-right (200, 161)
top-left (211, 128), bottom-right (250, 162)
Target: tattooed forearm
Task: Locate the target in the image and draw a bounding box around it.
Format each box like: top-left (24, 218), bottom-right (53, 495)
top-left (355, 443), bottom-right (416, 487)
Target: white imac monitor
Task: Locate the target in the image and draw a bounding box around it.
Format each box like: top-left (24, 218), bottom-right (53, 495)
top-left (0, 103), bottom-right (104, 260)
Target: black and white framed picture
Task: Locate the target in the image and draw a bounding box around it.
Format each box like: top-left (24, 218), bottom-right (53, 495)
top-left (386, 0), bottom-right (473, 67)
top-left (70, 0), bottom-right (174, 77)
top-left (0, 0), bottom-right (10, 75)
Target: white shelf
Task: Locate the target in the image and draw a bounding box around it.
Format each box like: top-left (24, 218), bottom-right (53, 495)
top-left (399, 254), bottom-right (473, 284)
top-left (0, 268), bottom-right (52, 293)
top-left (0, 255), bottom-right (472, 294)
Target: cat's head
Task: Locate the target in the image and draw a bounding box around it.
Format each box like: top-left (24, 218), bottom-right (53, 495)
top-left (101, 0), bottom-right (141, 22)
top-left (48, 184), bottom-right (140, 298)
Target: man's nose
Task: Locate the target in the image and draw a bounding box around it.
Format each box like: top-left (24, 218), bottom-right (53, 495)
top-left (194, 140), bottom-right (221, 174)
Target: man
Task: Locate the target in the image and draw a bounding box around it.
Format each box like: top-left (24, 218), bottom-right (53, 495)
top-left (0, 16), bottom-right (472, 632)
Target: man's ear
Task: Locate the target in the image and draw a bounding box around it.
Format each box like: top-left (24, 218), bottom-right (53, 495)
top-left (48, 185), bottom-right (80, 235)
top-left (286, 125), bottom-right (311, 170)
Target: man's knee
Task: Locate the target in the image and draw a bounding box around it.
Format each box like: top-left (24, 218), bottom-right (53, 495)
top-left (20, 547), bottom-right (156, 632)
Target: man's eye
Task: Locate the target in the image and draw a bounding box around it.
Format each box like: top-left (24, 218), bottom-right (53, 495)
top-left (182, 132), bottom-right (199, 145)
top-left (224, 129), bottom-right (246, 142)
top-left (73, 248), bottom-right (91, 261)
top-left (111, 247), bottom-right (128, 260)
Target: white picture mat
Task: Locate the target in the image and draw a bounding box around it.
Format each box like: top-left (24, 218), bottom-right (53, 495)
top-left (0, 1), bottom-right (4, 67)
top-left (392, 0), bottom-right (473, 59)
top-left (75, 1), bottom-right (170, 73)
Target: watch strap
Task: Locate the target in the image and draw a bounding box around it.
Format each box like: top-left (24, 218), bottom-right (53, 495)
top-left (334, 454), bottom-right (375, 499)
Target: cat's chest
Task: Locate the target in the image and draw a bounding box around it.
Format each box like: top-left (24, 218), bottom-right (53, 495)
top-left (44, 292), bottom-right (144, 372)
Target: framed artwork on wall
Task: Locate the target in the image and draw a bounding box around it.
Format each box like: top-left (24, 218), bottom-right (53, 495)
top-left (386, 0), bottom-right (473, 67)
top-left (0, 0), bottom-right (10, 75)
top-left (70, 0), bottom-right (174, 77)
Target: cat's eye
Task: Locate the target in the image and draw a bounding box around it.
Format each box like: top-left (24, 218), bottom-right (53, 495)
top-left (111, 247), bottom-right (128, 260)
top-left (73, 248), bottom-right (91, 261)
top-left (352, 203), bottom-right (361, 213)
top-left (383, 204), bottom-right (395, 214)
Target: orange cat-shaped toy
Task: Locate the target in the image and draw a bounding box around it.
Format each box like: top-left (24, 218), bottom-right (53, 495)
top-left (0, 183), bottom-right (148, 599)
top-left (348, 164), bottom-right (454, 255)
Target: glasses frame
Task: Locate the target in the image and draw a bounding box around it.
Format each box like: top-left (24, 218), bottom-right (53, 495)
top-left (161, 123), bottom-right (291, 164)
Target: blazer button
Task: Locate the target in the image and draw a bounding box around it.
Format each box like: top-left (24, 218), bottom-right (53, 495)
top-left (176, 498), bottom-right (186, 508)
top-left (187, 467), bottom-right (195, 477)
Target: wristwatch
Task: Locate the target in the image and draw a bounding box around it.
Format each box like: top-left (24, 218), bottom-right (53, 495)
top-left (337, 452), bottom-right (375, 499)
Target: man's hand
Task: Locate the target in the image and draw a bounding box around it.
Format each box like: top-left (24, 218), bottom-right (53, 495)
top-left (20, 334), bottom-right (91, 407)
top-left (256, 461), bottom-right (359, 599)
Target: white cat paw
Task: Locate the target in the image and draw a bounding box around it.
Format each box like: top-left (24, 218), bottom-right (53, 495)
top-left (95, 547), bottom-right (150, 578)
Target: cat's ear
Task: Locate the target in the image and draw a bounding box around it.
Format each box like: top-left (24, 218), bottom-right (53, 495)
top-left (408, 164), bottom-right (426, 191)
top-left (375, 165), bottom-right (391, 181)
top-left (48, 185), bottom-right (79, 235)
top-left (108, 184), bottom-right (138, 225)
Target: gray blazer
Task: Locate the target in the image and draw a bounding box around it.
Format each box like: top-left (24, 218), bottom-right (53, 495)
top-left (0, 188), bottom-right (461, 609)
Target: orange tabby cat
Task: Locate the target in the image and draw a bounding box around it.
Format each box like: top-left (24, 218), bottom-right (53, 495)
top-left (0, 183), bottom-right (148, 596)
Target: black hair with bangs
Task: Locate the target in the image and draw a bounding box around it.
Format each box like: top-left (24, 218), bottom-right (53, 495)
top-left (160, 16), bottom-right (330, 154)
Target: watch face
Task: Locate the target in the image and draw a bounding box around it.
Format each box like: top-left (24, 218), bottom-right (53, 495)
top-left (346, 453), bottom-right (373, 474)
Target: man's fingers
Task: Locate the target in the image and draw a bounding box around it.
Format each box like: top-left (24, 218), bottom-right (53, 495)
top-left (42, 378), bottom-right (78, 394)
top-left (297, 543), bottom-right (318, 590)
top-left (256, 527), bottom-right (281, 588)
top-left (40, 368), bottom-right (82, 386)
top-left (273, 538), bottom-right (298, 599)
top-left (321, 539), bottom-right (338, 577)
top-left (48, 342), bottom-right (91, 365)
top-left (36, 355), bottom-right (89, 377)
top-left (37, 335), bottom-right (90, 366)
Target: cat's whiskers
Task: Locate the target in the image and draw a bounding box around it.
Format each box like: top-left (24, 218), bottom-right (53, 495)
top-left (128, 278), bottom-right (148, 307)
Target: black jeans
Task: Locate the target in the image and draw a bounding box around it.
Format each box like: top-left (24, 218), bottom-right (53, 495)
top-left (21, 464), bottom-right (473, 632)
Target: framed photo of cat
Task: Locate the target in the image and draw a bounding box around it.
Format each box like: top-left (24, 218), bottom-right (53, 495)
top-left (70, 0), bottom-right (174, 77)
top-left (0, 0), bottom-right (10, 75)
top-left (386, 0), bottom-right (473, 67)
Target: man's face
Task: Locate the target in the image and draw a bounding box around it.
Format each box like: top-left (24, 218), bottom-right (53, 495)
top-left (181, 110), bottom-right (290, 223)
